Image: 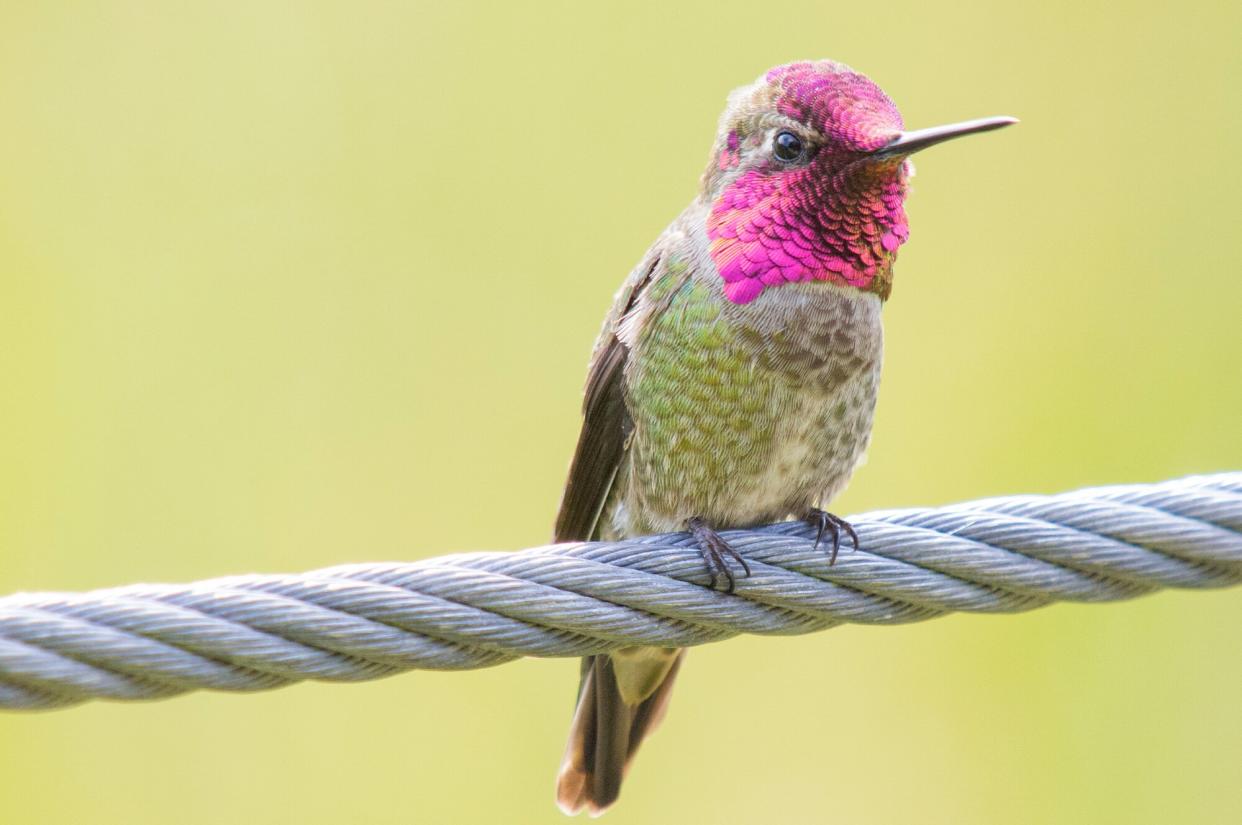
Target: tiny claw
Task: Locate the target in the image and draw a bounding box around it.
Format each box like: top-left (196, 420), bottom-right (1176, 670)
top-left (803, 508), bottom-right (859, 566)
top-left (688, 517), bottom-right (750, 593)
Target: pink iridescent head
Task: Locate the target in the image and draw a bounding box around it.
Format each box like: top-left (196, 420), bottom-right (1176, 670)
top-left (701, 60), bottom-right (1015, 303)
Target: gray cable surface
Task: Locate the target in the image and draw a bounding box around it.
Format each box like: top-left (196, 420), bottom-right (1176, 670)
top-left (2, 473), bottom-right (1240, 711)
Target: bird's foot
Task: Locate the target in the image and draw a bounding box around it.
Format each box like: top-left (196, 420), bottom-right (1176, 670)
top-left (687, 517), bottom-right (751, 593)
top-left (802, 508), bottom-right (859, 566)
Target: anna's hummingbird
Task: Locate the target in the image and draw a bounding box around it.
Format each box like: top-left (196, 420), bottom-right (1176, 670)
top-left (553, 60), bottom-right (1014, 815)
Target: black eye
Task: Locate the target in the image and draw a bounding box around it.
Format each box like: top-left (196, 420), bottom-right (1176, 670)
top-left (773, 130), bottom-right (803, 162)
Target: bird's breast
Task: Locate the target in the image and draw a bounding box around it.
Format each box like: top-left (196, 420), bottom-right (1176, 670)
top-left (722, 280), bottom-right (884, 392)
top-left (614, 277), bottom-right (883, 533)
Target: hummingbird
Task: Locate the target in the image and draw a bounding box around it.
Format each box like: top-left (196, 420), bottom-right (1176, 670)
top-left (553, 59), bottom-right (1014, 815)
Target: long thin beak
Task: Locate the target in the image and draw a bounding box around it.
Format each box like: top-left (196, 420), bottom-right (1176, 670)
top-left (873, 116), bottom-right (1018, 157)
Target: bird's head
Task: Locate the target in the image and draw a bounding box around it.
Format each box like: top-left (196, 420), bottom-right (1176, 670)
top-left (700, 60), bottom-right (1014, 303)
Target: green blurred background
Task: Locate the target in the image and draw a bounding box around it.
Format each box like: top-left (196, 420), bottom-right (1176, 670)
top-left (2, 2), bottom-right (1241, 823)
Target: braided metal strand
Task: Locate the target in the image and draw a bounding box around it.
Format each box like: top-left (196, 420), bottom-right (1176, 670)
top-left (1, 473), bottom-right (1239, 711)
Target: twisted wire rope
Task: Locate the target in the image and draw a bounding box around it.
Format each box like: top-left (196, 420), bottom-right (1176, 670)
top-left (1, 473), bottom-right (1239, 711)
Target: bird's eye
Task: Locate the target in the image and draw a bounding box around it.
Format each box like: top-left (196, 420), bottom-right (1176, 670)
top-left (773, 131), bottom-right (804, 162)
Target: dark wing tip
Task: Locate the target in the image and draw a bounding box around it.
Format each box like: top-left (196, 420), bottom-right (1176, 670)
top-left (553, 338), bottom-right (631, 543)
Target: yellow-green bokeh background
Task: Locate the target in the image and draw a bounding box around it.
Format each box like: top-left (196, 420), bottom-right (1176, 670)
top-left (2, 2), bottom-right (1241, 823)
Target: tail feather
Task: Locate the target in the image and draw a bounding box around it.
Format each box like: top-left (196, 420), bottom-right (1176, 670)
top-left (556, 650), bottom-right (683, 816)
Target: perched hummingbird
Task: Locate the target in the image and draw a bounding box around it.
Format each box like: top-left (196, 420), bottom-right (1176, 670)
top-left (553, 60), bottom-right (1014, 815)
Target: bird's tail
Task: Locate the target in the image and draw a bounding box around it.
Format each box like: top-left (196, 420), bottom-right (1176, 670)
top-left (556, 648), bottom-right (684, 816)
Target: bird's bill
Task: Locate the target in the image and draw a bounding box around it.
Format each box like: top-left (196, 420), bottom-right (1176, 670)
top-left (873, 116), bottom-right (1018, 156)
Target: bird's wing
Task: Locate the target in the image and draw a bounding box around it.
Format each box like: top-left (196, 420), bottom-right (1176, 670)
top-left (553, 235), bottom-right (689, 542)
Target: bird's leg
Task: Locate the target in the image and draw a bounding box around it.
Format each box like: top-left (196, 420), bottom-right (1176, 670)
top-left (687, 517), bottom-right (751, 593)
top-left (802, 508), bottom-right (859, 566)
